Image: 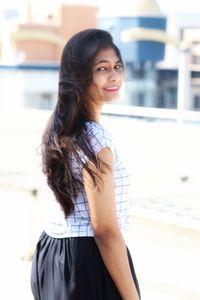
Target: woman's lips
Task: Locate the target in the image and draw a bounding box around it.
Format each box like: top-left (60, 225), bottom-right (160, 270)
top-left (104, 86), bottom-right (119, 92)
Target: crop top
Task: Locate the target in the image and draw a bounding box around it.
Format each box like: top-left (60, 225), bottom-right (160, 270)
top-left (45, 120), bottom-right (131, 238)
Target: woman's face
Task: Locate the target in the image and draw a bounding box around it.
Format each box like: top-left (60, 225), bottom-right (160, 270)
top-left (87, 47), bottom-right (124, 104)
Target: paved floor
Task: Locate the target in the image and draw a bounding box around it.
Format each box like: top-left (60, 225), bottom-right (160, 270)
top-left (128, 216), bottom-right (200, 300)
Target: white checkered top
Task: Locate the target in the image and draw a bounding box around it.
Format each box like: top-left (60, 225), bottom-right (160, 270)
top-left (45, 120), bottom-right (131, 238)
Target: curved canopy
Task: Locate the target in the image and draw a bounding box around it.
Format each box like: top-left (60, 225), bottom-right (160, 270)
top-left (121, 27), bottom-right (181, 48)
top-left (11, 29), bottom-right (66, 46)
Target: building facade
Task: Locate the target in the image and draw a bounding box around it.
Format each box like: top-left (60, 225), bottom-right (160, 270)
top-left (0, 1), bottom-right (200, 113)
top-left (98, 0), bottom-right (200, 112)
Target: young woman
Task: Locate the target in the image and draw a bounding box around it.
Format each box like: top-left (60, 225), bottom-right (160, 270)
top-left (31, 28), bottom-right (141, 300)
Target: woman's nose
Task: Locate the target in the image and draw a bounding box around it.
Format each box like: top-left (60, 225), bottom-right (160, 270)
top-left (108, 69), bottom-right (118, 81)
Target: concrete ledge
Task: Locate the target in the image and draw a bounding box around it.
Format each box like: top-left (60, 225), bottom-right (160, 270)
top-left (131, 206), bottom-right (200, 231)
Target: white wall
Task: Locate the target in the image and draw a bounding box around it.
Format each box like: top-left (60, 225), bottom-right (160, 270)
top-left (0, 68), bottom-right (58, 109)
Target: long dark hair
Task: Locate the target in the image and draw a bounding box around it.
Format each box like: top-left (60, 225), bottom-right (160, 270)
top-left (42, 28), bottom-right (123, 216)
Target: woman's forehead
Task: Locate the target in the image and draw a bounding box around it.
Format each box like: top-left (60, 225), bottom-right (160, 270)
top-left (93, 48), bottom-right (120, 64)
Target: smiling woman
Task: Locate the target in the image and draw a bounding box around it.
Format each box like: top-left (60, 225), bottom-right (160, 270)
top-left (30, 28), bottom-right (141, 300)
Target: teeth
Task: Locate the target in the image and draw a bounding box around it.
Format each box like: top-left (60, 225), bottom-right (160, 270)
top-left (106, 86), bottom-right (118, 91)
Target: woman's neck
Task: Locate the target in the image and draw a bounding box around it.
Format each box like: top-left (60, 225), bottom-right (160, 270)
top-left (89, 101), bottom-right (104, 123)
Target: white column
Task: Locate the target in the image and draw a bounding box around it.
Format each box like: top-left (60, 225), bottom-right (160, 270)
top-left (177, 42), bottom-right (191, 124)
top-left (1, 20), bottom-right (16, 64)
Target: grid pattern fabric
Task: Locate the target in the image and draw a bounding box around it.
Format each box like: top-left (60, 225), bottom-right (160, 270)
top-left (45, 121), bottom-right (131, 238)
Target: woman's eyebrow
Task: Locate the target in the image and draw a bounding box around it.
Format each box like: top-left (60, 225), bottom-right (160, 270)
top-left (94, 59), bottom-right (121, 66)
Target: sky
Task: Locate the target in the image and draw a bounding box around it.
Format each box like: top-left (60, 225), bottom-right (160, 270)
top-left (0, 0), bottom-right (200, 15)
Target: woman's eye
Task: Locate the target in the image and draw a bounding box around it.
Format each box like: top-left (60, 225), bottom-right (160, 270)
top-left (115, 64), bottom-right (122, 70)
top-left (95, 64), bottom-right (123, 72)
top-left (97, 66), bottom-right (107, 71)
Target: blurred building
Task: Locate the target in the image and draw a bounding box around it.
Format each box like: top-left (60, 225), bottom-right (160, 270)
top-left (0, 3), bottom-right (98, 109)
top-left (0, 3), bottom-right (98, 63)
top-left (99, 0), bottom-right (200, 112)
top-left (0, 1), bottom-right (200, 113)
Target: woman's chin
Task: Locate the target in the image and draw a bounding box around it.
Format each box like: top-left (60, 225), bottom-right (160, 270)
top-left (104, 94), bottom-right (120, 103)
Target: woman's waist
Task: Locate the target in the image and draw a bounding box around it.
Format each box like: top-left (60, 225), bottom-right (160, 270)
top-left (44, 218), bottom-right (94, 238)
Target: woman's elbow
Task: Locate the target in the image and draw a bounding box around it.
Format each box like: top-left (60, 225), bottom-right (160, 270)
top-left (92, 221), bottom-right (120, 240)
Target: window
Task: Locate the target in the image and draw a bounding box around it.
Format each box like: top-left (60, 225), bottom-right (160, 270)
top-left (194, 95), bottom-right (200, 110)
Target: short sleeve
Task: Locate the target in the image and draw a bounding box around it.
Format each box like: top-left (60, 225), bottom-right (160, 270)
top-left (85, 121), bottom-right (115, 157)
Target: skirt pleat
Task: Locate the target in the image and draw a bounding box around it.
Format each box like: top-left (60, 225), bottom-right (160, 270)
top-left (31, 231), bottom-right (141, 300)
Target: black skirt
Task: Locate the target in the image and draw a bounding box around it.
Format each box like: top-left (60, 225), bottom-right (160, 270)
top-left (31, 231), bottom-right (141, 300)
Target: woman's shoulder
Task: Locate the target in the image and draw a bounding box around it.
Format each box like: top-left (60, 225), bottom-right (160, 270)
top-left (84, 120), bottom-right (114, 154)
top-left (84, 119), bottom-right (105, 130)
top-left (85, 120), bottom-right (112, 140)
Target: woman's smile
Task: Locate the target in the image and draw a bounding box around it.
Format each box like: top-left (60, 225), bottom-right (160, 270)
top-left (103, 86), bottom-right (120, 92)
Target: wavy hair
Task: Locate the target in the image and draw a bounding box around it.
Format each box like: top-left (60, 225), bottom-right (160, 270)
top-left (41, 29), bottom-right (123, 216)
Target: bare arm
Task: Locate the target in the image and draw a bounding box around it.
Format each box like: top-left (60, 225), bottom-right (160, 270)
top-left (82, 148), bottom-right (139, 300)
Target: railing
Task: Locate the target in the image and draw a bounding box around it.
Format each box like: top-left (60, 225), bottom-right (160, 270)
top-left (102, 104), bottom-right (200, 124)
